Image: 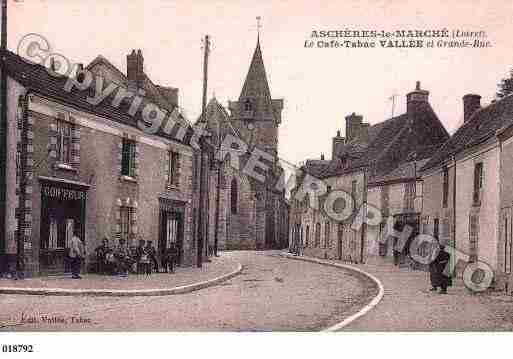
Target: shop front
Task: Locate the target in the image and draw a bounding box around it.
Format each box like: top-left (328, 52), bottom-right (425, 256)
top-left (39, 178), bottom-right (89, 275)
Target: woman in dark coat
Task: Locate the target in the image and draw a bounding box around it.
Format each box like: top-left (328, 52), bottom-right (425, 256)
top-left (430, 244), bottom-right (452, 294)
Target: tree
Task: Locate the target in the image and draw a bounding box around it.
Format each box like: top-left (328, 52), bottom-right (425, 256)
top-left (496, 68), bottom-right (513, 99)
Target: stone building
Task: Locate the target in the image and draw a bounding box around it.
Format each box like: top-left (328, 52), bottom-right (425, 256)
top-left (0, 49), bottom-right (202, 276)
top-left (421, 92), bottom-right (513, 289)
top-left (201, 36), bottom-right (289, 251)
top-left (290, 82), bottom-right (449, 264)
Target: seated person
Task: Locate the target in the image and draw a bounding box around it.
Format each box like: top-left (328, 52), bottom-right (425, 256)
top-left (128, 245), bottom-right (139, 274)
top-left (94, 237), bottom-right (113, 274)
top-left (135, 239), bottom-right (146, 274)
top-left (114, 238), bottom-right (131, 276)
top-left (145, 241), bottom-right (159, 274)
top-left (161, 243), bottom-right (178, 273)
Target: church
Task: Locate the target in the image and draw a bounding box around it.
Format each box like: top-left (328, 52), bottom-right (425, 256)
top-left (202, 35), bottom-right (290, 251)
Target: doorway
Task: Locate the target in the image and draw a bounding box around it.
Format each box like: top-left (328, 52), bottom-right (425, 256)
top-left (159, 201), bottom-right (185, 265)
top-left (39, 183), bottom-right (87, 275)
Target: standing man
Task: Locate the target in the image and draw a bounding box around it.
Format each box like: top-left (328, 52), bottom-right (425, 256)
top-left (69, 229), bottom-right (85, 279)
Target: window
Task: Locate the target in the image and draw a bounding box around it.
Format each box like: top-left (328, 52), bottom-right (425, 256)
top-left (243, 99), bottom-right (252, 112)
top-left (16, 149), bottom-right (21, 186)
top-left (45, 217), bottom-right (74, 250)
top-left (231, 178), bottom-right (238, 214)
top-left (325, 222), bottom-right (331, 248)
top-left (120, 206), bottom-right (132, 241)
top-left (168, 151), bottom-right (179, 186)
top-left (56, 120), bottom-right (72, 164)
top-left (315, 223), bottom-right (321, 247)
top-left (166, 215), bottom-right (179, 248)
top-left (509, 217), bottom-right (513, 274)
top-left (442, 166), bottom-right (449, 208)
top-left (505, 218), bottom-right (511, 274)
top-left (48, 216), bottom-right (58, 249)
top-left (121, 138), bottom-right (136, 177)
top-left (193, 153), bottom-right (199, 190)
top-left (469, 214), bottom-right (479, 263)
top-left (433, 218), bottom-right (439, 240)
top-left (405, 182), bottom-right (415, 211)
top-left (473, 162), bottom-right (483, 204)
top-left (441, 218), bottom-right (452, 243)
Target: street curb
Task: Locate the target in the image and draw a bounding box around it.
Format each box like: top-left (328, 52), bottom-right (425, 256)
top-left (281, 253), bottom-right (384, 332)
top-left (0, 263), bottom-right (243, 297)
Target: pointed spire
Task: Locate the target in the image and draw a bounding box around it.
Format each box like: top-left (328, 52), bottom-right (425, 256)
top-left (239, 35), bottom-right (272, 101)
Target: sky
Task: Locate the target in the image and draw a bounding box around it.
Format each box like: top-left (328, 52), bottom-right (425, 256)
top-left (6, 0), bottom-right (513, 166)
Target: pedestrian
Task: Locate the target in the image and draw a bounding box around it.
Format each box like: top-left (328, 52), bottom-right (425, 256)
top-left (437, 245), bottom-right (452, 294)
top-left (135, 239), bottom-right (146, 274)
top-left (430, 243), bottom-right (452, 294)
top-left (145, 241), bottom-right (158, 273)
top-left (69, 229), bottom-right (85, 279)
top-left (429, 241), bottom-right (441, 291)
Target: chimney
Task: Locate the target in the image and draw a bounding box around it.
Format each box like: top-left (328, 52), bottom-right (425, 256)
top-left (76, 63), bottom-right (85, 82)
top-left (320, 153), bottom-right (325, 161)
top-left (332, 130), bottom-right (345, 159)
top-left (359, 123), bottom-right (370, 142)
top-left (345, 112), bottom-right (363, 142)
top-left (127, 49), bottom-right (144, 87)
top-left (463, 94), bottom-right (481, 123)
top-left (406, 81), bottom-right (430, 114)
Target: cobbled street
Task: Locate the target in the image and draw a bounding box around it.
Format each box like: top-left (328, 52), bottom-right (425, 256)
top-left (0, 252), bottom-right (376, 331)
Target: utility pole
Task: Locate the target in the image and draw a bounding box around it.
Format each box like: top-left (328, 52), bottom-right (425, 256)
top-left (201, 35), bottom-right (210, 117)
top-left (360, 166), bottom-right (368, 264)
top-left (0, 0), bottom-right (8, 272)
top-left (389, 94), bottom-right (398, 118)
top-left (196, 35), bottom-right (210, 268)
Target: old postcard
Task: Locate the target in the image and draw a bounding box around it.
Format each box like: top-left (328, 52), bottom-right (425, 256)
top-left (0, 0), bottom-right (512, 357)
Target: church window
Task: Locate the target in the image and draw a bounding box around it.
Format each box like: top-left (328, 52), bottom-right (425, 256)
top-left (244, 99), bottom-right (252, 112)
top-left (231, 178), bottom-right (238, 214)
top-left (315, 223), bottom-right (321, 247)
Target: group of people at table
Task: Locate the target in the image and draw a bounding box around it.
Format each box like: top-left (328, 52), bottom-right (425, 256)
top-left (94, 237), bottom-right (178, 276)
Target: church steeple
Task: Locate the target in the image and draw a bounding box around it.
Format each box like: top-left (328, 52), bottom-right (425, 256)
top-left (239, 37), bottom-right (272, 101)
top-left (228, 22), bottom-right (284, 156)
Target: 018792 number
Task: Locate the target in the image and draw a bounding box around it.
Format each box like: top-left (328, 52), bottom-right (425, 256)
top-left (2, 345), bottom-right (34, 353)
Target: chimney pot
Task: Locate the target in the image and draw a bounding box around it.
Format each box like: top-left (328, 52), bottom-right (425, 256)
top-left (337, 130), bottom-right (341, 137)
top-left (321, 154), bottom-right (325, 160)
top-left (127, 49), bottom-right (144, 87)
top-left (76, 63), bottom-right (85, 82)
top-left (463, 94), bottom-right (481, 123)
top-left (407, 81), bottom-right (429, 113)
top-left (345, 113), bottom-right (364, 142)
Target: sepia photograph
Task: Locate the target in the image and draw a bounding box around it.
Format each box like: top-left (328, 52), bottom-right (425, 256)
top-left (0, 0), bottom-right (513, 356)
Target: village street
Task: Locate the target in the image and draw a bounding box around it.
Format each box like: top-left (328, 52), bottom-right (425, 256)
top-left (2, 252), bottom-right (513, 331)
top-left (0, 251), bottom-right (376, 331)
